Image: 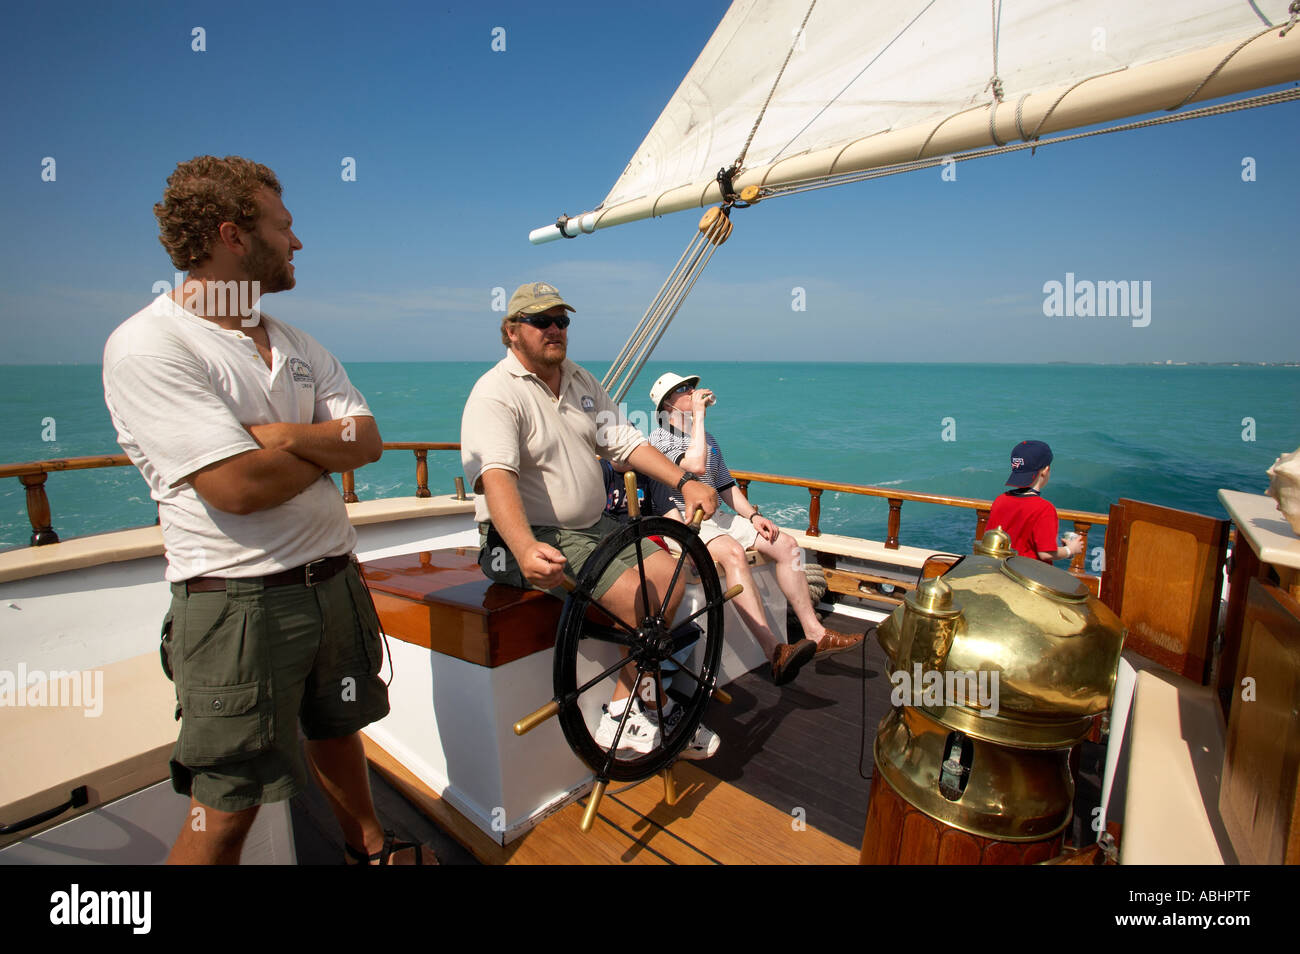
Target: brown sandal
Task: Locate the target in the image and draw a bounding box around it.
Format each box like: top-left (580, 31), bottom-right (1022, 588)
top-left (815, 629), bottom-right (865, 655)
top-left (771, 639), bottom-right (816, 685)
top-left (344, 829), bottom-right (439, 865)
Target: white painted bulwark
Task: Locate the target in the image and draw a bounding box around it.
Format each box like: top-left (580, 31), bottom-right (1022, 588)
top-left (365, 637), bottom-right (591, 845)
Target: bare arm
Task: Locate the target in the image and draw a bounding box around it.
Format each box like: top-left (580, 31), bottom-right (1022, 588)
top-left (246, 416), bottom-right (382, 472)
top-left (721, 483), bottom-right (777, 542)
top-left (185, 449), bottom-right (327, 515)
top-left (675, 389), bottom-right (714, 473)
top-left (1040, 535), bottom-right (1084, 563)
top-left (480, 469), bottom-right (568, 588)
top-left (625, 443), bottom-right (717, 520)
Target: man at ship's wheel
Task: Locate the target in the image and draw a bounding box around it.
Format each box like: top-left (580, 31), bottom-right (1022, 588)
top-left (461, 282), bottom-right (722, 759)
top-left (103, 156), bottom-right (432, 864)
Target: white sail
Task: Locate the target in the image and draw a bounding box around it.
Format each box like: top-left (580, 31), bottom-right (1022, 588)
top-left (533, 0), bottom-right (1299, 241)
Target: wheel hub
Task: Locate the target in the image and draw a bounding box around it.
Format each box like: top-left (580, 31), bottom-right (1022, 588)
top-left (635, 617), bottom-right (673, 661)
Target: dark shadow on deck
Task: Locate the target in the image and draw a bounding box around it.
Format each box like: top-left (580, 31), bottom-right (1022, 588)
top-left (290, 762), bottom-right (478, 866)
top-left (700, 620), bottom-right (892, 849)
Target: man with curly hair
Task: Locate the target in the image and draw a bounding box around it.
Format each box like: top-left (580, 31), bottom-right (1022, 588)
top-left (102, 156), bottom-right (432, 864)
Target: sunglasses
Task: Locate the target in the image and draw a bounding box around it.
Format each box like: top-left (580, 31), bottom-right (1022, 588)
top-left (516, 313), bottom-right (571, 330)
top-left (670, 383), bottom-right (695, 397)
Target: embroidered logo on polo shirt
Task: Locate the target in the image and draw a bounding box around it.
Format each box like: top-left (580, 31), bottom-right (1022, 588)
top-left (289, 357), bottom-right (315, 387)
top-left (580, 395), bottom-right (595, 411)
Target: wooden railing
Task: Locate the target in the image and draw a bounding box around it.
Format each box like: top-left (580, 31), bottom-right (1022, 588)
top-left (1, 443), bottom-right (465, 547)
top-left (730, 469), bottom-right (1109, 576)
top-left (5, 450), bottom-right (1110, 569)
top-left (339, 442), bottom-right (462, 503)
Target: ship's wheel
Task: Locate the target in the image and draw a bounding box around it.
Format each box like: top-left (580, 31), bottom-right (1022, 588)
top-left (513, 472), bottom-right (739, 830)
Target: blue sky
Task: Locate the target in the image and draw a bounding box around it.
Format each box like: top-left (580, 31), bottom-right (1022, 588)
top-left (1, 0), bottom-right (1297, 365)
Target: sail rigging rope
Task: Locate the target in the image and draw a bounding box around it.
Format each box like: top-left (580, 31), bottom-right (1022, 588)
top-left (987, 0), bottom-right (1006, 146)
top-left (757, 86), bottom-right (1300, 201)
top-left (987, 0), bottom-right (1005, 102)
top-left (1283, 1), bottom-right (1300, 37)
top-left (1167, 23), bottom-right (1285, 111)
top-left (733, 0), bottom-right (819, 174)
top-left (769, 0), bottom-right (940, 168)
top-left (601, 210), bottom-right (733, 403)
top-left (1025, 68), bottom-right (1127, 146)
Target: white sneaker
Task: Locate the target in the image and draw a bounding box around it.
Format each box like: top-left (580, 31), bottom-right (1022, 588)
top-left (595, 699), bottom-right (660, 755)
top-left (654, 704), bottom-right (721, 760)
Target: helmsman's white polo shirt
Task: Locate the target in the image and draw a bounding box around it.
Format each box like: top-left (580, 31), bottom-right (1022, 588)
top-left (103, 295), bottom-right (371, 581)
top-left (461, 350), bottom-right (646, 528)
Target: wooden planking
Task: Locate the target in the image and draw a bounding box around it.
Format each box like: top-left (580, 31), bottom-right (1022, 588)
top-left (363, 735), bottom-right (655, 864)
top-left (362, 736), bottom-right (520, 863)
top-left (583, 787), bottom-right (711, 865)
top-left (615, 762), bottom-right (858, 865)
top-left (701, 625), bottom-right (882, 848)
top-left (362, 735), bottom-right (853, 865)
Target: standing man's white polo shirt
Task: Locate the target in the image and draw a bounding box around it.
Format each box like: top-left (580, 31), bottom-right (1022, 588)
top-left (103, 295), bottom-right (371, 581)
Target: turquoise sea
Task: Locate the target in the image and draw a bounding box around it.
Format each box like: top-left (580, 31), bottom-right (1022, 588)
top-left (2, 362), bottom-right (1297, 554)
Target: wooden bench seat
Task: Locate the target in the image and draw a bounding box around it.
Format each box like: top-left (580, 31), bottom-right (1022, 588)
top-left (362, 543), bottom-right (777, 668)
top-left (0, 652), bottom-right (177, 850)
top-left (362, 548), bottom-right (562, 668)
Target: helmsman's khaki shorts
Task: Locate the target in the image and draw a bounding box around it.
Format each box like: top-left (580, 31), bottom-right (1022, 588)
top-left (478, 513), bottom-right (644, 600)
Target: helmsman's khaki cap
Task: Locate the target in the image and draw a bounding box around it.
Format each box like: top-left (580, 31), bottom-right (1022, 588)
top-left (507, 282), bottom-right (576, 317)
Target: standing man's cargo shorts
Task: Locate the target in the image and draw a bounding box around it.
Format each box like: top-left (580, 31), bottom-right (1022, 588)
top-left (159, 558), bottom-right (389, 812)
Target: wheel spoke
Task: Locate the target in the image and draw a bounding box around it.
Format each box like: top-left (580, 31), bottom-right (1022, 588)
top-left (580, 622), bottom-right (636, 647)
top-left (596, 661), bottom-right (656, 777)
top-left (667, 620), bottom-right (703, 653)
top-left (596, 684), bottom-right (640, 776)
top-left (673, 594), bottom-right (731, 630)
top-left (651, 668), bottom-right (669, 754)
top-left (572, 653), bottom-right (638, 698)
top-left (569, 585), bottom-right (641, 641)
top-left (658, 655), bottom-right (713, 694)
top-left (631, 519), bottom-right (653, 623)
top-left (657, 543), bottom-right (694, 619)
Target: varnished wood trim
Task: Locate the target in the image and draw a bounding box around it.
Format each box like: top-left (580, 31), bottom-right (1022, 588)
top-left (824, 566), bottom-right (907, 605)
top-left (861, 776), bottom-right (1064, 864)
top-left (1218, 531), bottom-right (1264, 718)
top-left (1219, 580), bottom-right (1300, 865)
top-left (369, 588), bottom-right (561, 668)
top-left (1107, 498), bottom-right (1229, 684)
top-left (731, 469), bottom-right (1109, 525)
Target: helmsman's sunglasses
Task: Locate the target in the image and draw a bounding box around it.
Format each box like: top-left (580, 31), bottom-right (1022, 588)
top-left (516, 314), bottom-right (571, 330)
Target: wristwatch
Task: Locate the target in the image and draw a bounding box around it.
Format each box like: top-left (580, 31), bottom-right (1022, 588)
top-left (676, 471), bottom-right (699, 491)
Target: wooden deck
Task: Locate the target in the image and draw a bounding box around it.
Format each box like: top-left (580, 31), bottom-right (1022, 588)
top-left (293, 613), bottom-right (881, 865)
top-left (362, 737), bottom-right (857, 865)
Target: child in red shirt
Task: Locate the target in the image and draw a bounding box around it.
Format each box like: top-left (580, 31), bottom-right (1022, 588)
top-left (986, 440), bottom-right (1085, 563)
